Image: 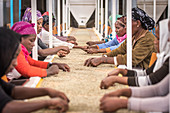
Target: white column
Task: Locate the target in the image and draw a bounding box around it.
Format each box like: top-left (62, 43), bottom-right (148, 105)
top-left (49, 0), bottom-right (53, 48)
top-left (31, 0), bottom-right (38, 60)
top-left (112, 0), bottom-right (116, 38)
top-left (57, 0), bottom-right (61, 36)
top-left (62, 0), bottom-right (65, 35)
top-left (143, 0), bottom-right (146, 11)
top-left (105, 0), bottom-right (108, 37)
top-left (116, 0), bottom-right (119, 14)
top-left (68, 2), bottom-right (70, 29)
top-left (95, 0), bottom-right (97, 30)
top-left (66, 0), bottom-right (68, 31)
top-left (100, 0), bottom-right (103, 35)
top-left (126, 0), bottom-right (132, 69)
top-left (153, 0), bottom-right (156, 22)
top-left (0, 0), bottom-right (3, 26)
top-left (97, 0), bottom-right (100, 32)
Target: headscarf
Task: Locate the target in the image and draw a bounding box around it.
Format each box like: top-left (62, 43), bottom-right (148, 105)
top-left (153, 19), bottom-right (170, 72)
top-left (0, 27), bottom-right (21, 77)
top-left (22, 8), bottom-right (43, 22)
top-left (42, 15), bottom-right (56, 27)
top-left (109, 14), bottom-right (123, 29)
top-left (11, 21), bottom-right (36, 61)
top-left (132, 7), bottom-right (155, 30)
top-left (11, 21), bottom-right (36, 35)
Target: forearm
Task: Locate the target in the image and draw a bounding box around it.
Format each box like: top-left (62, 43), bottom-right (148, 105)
top-left (73, 45), bottom-right (84, 49)
top-left (38, 48), bottom-right (58, 57)
top-left (2, 100), bottom-right (49, 113)
top-left (12, 86), bottom-right (49, 99)
top-left (119, 88), bottom-right (132, 97)
top-left (97, 49), bottom-right (107, 53)
top-left (115, 76), bottom-right (128, 85)
top-left (102, 57), bottom-right (114, 64)
top-left (89, 45), bottom-right (98, 49)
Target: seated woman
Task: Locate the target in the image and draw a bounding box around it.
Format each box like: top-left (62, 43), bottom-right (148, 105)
top-left (84, 7), bottom-right (156, 69)
top-left (22, 7), bottom-right (70, 58)
top-left (100, 19), bottom-right (170, 88)
top-left (41, 15), bottom-right (78, 48)
top-left (42, 12), bottom-right (77, 44)
top-left (83, 16), bottom-right (126, 54)
top-left (0, 27), bottom-right (69, 113)
top-left (100, 74), bottom-right (169, 112)
top-left (7, 21), bottom-right (70, 80)
top-left (86, 15), bottom-right (123, 46)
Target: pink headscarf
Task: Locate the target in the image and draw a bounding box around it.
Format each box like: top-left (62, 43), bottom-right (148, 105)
top-left (11, 21), bottom-right (36, 61)
top-left (11, 21), bottom-right (36, 35)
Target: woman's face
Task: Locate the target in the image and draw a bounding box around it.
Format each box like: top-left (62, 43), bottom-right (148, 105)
top-left (37, 18), bottom-right (43, 34)
top-left (115, 22), bottom-right (126, 37)
top-left (154, 26), bottom-right (159, 53)
top-left (132, 20), bottom-right (141, 36)
top-left (44, 22), bottom-right (55, 32)
top-left (21, 35), bottom-right (36, 52)
top-left (5, 45), bottom-right (21, 74)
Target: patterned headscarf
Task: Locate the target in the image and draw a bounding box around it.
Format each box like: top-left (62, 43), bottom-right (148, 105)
top-left (42, 15), bottom-right (56, 27)
top-left (11, 21), bottom-right (36, 35)
top-left (22, 8), bottom-right (43, 22)
top-left (132, 7), bottom-right (155, 30)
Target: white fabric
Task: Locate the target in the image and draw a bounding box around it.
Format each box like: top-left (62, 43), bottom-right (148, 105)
top-left (114, 56), bottom-right (118, 66)
top-left (40, 29), bottom-right (74, 49)
top-left (135, 70), bottom-right (147, 77)
top-left (7, 69), bottom-right (21, 81)
top-left (153, 19), bottom-right (170, 72)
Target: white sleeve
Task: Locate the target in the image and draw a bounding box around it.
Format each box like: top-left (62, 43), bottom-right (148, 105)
top-left (128, 94), bottom-right (169, 112)
top-left (41, 29), bottom-right (74, 49)
top-left (52, 36), bottom-right (74, 49)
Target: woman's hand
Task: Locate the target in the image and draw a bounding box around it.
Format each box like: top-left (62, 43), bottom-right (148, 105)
top-left (100, 90), bottom-right (122, 102)
top-left (84, 57), bottom-right (103, 67)
top-left (86, 41), bottom-right (95, 46)
top-left (100, 76), bottom-right (117, 89)
top-left (48, 98), bottom-right (69, 113)
top-left (57, 50), bottom-right (68, 58)
top-left (46, 65), bottom-right (59, 76)
top-left (47, 88), bottom-right (70, 102)
top-left (84, 49), bottom-right (98, 54)
top-left (100, 97), bottom-right (128, 112)
top-left (52, 63), bottom-right (70, 72)
top-left (108, 68), bottom-right (128, 76)
top-left (56, 46), bottom-right (70, 54)
top-left (100, 88), bottom-right (132, 102)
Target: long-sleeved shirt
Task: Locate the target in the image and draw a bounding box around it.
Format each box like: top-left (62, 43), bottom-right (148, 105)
top-left (128, 74), bottom-right (169, 112)
top-left (105, 30), bottom-right (155, 69)
top-left (40, 28), bottom-right (74, 49)
top-left (126, 58), bottom-right (169, 86)
top-left (15, 51), bottom-right (48, 78)
top-left (96, 37), bottom-right (125, 53)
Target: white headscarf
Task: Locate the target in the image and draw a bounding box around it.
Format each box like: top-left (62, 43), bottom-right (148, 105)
top-left (153, 19), bottom-right (170, 72)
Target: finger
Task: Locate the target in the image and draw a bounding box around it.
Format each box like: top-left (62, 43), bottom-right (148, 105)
top-left (62, 66), bottom-right (67, 72)
top-left (86, 59), bottom-right (92, 67)
top-left (84, 59), bottom-right (89, 66)
top-left (60, 93), bottom-right (70, 102)
top-left (100, 81), bottom-right (105, 89)
top-left (65, 65), bottom-right (70, 72)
